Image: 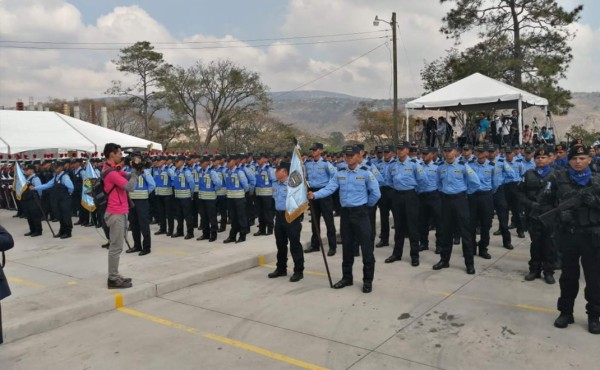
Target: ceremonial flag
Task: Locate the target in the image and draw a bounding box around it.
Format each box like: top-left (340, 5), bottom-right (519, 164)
top-left (13, 162), bottom-right (27, 200)
top-left (285, 143), bottom-right (309, 222)
top-left (81, 159), bottom-right (98, 212)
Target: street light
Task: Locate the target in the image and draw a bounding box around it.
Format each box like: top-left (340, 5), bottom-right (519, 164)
top-left (373, 13), bottom-right (399, 145)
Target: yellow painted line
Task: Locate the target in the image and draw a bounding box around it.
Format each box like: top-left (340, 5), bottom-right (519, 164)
top-left (155, 248), bottom-right (188, 256)
top-left (117, 306), bottom-right (199, 334)
top-left (203, 332), bottom-right (329, 370)
top-left (7, 276), bottom-right (45, 289)
top-left (258, 255), bottom-right (266, 266)
top-left (261, 264), bottom-right (334, 278)
top-left (67, 281), bottom-right (78, 286)
top-left (515, 304), bottom-right (556, 313)
top-left (116, 306), bottom-right (327, 369)
top-left (111, 292), bottom-right (124, 309)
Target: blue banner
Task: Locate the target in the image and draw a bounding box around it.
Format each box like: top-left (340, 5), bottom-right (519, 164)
top-left (285, 145), bottom-right (309, 222)
top-left (81, 159), bottom-right (98, 212)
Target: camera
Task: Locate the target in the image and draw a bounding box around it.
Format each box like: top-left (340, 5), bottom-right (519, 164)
top-left (125, 151), bottom-right (151, 172)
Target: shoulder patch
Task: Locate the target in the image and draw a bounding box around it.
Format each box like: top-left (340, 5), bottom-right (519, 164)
top-left (360, 166), bottom-right (368, 171)
top-left (410, 159), bottom-right (417, 163)
top-left (458, 160), bottom-right (466, 165)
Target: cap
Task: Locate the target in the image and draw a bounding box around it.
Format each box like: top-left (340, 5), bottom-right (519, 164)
top-left (568, 144), bottom-right (587, 160)
top-left (462, 144), bottom-right (473, 151)
top-left (25, 163), bottom-right (36, 170)
top-left (343, 145), bottom-right (360, 155)
top-left (523, 146), bottom-right (534, 154)
top-left (474, 144), bottom-right (488, 152)
top-left (534, 147), bottom-right (548, 158)
top-left (382, 144), bottom-right (392, 152)
top-left (356, 143), bottom-right (365, 151)
top-left (276, 161), bottom-right (291, 172)
top-left (310, 143), bottom-right (324, 150)
top-left (420, 147), bottom-right (434, 154)
top-left (375, 145), bottom-right (383, 153)
top-left (503, 146), bottom-right (513, 153)
top-left (442, 142), bottom-right (458, 152)
top-left (396, 141), bottom-right (410, 149)
top-left (200, 156), bottom-right (211, 163)
top-left (176, 155), bottom-right (187, 162)
top-left (555, 142), bottom-right (567, 152)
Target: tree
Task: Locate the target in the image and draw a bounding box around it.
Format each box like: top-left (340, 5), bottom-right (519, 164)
top-left (353, 101), bottom-right (393, 145)
top-left (565, 124), bottom-right (599, 147)
top-left (423, 0), bottom-right (583, 114)
top-left (106, 41), bottom-right (170, 138)
top-left (196, 60), bottom-right (271, 150)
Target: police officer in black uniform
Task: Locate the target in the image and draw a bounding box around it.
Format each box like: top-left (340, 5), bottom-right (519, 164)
top-left (541, 144), bottom-right (600, 334)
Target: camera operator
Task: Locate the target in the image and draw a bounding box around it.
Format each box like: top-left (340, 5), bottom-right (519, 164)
top-left (102, 143), bottom-right (140, 289)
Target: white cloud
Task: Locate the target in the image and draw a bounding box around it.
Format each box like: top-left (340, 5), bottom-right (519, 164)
top-left (0, 0), bottom-right (597, 110)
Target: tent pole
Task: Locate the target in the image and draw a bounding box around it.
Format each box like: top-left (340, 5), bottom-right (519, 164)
top-left (405, 110), bottom-right (410, 141)
top-left (518, 95), bottom-right (523, 145)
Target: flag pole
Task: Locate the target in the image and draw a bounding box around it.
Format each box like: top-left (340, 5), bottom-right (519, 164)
top-left (309, 199), bottom-right (333, 288)
top-left (32, 191), bottom-right (57, 237)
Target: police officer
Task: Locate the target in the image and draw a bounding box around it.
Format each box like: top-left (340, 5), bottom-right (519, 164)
top-left (375, 145), bottom-right (395, 248)
top-left (196, 155), bottom-right (222, 242)
top-left (553, 142), bottom-right (569, 169)
top-left (504, 147), bottom-right (526, 238)
top-left (523, 146), bottom-right (536, 172)
top-left (71, 158), bottom-right (84, 221)
top-left (223, 155), bottom-right (250, 243)
top-left (433, 143), bottom-right (480, 274)
top-left (417, 147), bottom-right (442, 254)
top-left (126, 154), bottom-right (156, 256)
top-left (171, 155), bottom-right (195, 239)
top-left (490, 145), bottom-right (516, 249)
top-left (309, 145), bottom-right (381, 293)
top-left (268, 161), bottom-right (304, 282)
top-left (468, 144), bottom-right (500, 259)
top-left (214, 155), bottom-right (228, 232)
top-left (153, 156), bottom-right (175, 236)
top-left (385, 141), bottom-right (426, 266)
top-left (34, 160), bottom-right (74, 239)
top-left (242, 154), bottom-right (257, 228)
top-left (22, 164), bottom-right (43, 237)
top-left (540, 144), bottom-right (600, 334)
top-left (304, 143), bottom-right (337, 256)
top-left (517, 146), bottom-right (557, 284)
top-left (254, 153), bottom-right (276, 236)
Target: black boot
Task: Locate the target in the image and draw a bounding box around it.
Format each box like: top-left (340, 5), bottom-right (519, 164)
top-left (524, 271), bottom-right (541, 281)
top-left (589, 315), bottom-right (600, 334)
top-left (543, 273), bottom-right (556, 285)
top-left (554, 312), bottom-right (575, 329)
top-left (236, 233), bottom-right (246, 243)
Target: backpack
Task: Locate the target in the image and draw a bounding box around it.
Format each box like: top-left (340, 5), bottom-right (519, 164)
top-left (92, 168), bottom-right (116, 212)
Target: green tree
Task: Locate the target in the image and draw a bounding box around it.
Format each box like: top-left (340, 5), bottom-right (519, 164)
top-left (423, 0), bottom-right (583, 114)
top-left (106, 41), bottom-right (170, 138)
top-left (353, 101), bottom-right (393, 145)
top-left (565, 124), bottom-right (599, 147)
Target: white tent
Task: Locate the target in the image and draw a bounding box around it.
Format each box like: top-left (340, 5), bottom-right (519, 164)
top-left (405, 73), bottom-right (549, 144)
top-left (0, 110), bottom-right (162, 154)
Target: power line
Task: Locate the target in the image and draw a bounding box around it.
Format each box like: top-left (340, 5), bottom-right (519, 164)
top-left (274, 41), bottom-right (388, 98)
top-left (0, 36), bottom-right (387, 51)
top-left (0, 30), bottom-right (387, 46)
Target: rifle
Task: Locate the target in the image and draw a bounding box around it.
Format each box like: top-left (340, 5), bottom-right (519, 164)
top-left (539, 185), bottom-right (599, 228)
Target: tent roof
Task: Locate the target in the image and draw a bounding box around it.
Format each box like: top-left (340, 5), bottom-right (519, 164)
top-left (0, 110), bottom-right (162, 154)
top-left (405, 73), bottom-right (549, 111)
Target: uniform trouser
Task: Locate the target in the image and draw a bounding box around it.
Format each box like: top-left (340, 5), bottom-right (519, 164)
top-left (155, 194), bottom-right (175, 233)
top-left (418, 191), bottom-right (441, 248)
top-left (556, 229), bottom-right (600, 317)
top-left (56, 192), bottom-right (72, 236)
top-left (41, 190), bottom-right (52, 219)
top-left (71, 190), bottom-right (81, 216)
top-left (129, 199), bottom-right (151, 251)
top-left (391, 190), bottom-right (420, 259)
top-left (274, 211), bottom-right (304, 273)
top-left (493, 186), bottom-right (512, 247)
top-left (191, 192), bottom-right (199, 228)
top-left (378, 187), bottom-right (393, 243)
top-left (105, 212), bottom-right (126, 280)
top-left (527, 219), bottom-right (556, 274)
top-left (468, 191), bottom-right (494, 253)
top-left (309, 190), bottom-right (337, 250)
top-left (50, 189), bottom-right (60, 220)
top-left (197, 198), bottom-right (218, 238)
top-left (174, 197), bottom-right (194, 236)
top-left (504, 182), bottom-right (525, 233)
top-left (439, 192), bottom-right (474, 265)
top-left (354, 205), bottom-right (376, 255)
top-left (340, 206), bottom-right (375, 283)
top-left (217, 196), bottom-right (228, 226)
top-left (227, 197), bottom-right (248, 238)
top-left (246, 193), bottom-right (257, 225)
top-left (22, 198), bottom-right (43, 234)
top-left (255, 195), bottom-right (274, 233)
top-left (149, 192), bottom-right (157, 223)
top-left (78, 205), bottom-right (90, 225)
top-left (332, 189), bottom-right (341, 214)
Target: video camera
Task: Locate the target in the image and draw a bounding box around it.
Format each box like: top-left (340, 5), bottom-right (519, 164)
top-left (124, 151), bottom-right (152, 171)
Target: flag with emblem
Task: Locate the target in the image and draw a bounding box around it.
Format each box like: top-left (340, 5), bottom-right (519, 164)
top-left (81, 159), bottom-right (98, 212)
top-left (13, 162), bottom-right (28, 200)
top-left (285, 141), bottom-right (309, 222)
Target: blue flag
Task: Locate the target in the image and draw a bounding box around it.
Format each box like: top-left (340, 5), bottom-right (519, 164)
top-left (285, 144), bottom-right (309, 222)
top-left (13, 162), bottom-right (27, 200)
top-left (81, 160), bottom-right (98, 212)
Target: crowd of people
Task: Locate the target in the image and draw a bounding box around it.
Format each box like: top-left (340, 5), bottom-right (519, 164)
top-left (1, 136), bottom-right (600, 333)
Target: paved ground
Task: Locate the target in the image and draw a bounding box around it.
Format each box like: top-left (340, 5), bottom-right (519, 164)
top-left (0, 209), bottom-right (598, 369)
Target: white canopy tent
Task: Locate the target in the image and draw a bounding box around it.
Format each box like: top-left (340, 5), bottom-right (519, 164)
top-left (0, 110), bottom-right (162, 154)
top-left (405, 73), bottom-right (549, 144)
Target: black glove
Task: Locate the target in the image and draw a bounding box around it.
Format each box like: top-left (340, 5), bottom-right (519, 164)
top-left (581, 192), bottom-right (599, 208)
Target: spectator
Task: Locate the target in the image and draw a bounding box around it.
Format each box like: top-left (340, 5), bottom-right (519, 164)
top-left (478, 112), bottom-right (489, 143)
top-left (102, 143), bottom-right (141, 289)
top-left (0, 224), bottom-right (14, 345)
top-left (436, 116), bottom-right (447, 147)
top-left (499, 114), bottom-right (511, 146)
top-left (522, 124), bottom-right (533, 145)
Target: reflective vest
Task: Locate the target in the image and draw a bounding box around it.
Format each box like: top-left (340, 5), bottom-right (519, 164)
top-left (215, 167), bottom-right (227, 196)
top-left (153, 167), bottom-right (173, 196)
top-left (224, 168), bottom-right (245, 199)
top-left (173, 169), bottom-right (192, 199)
top-left (130, 174), bottom-right (149, 200)
top-left (255, 165), bottom-right (274, 196)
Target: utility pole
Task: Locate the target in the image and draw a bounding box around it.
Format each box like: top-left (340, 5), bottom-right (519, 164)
top-left (391, 12), bottom-right (399, 145)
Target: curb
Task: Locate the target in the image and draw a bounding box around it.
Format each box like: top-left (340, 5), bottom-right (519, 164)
top-left (3, 251), bottom-right (277, 344)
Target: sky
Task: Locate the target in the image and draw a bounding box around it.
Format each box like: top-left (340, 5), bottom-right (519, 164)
top-left (0, 0), bottom-right (598, 109)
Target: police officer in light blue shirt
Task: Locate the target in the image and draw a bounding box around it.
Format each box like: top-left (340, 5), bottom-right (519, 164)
top-left (375, 144), bottom-right (396, 248)
top-left (34, 160), bottom-right (74, 238)
top-left (309, 145), bottom-right (380, 293)
top-left (523, 146), bottom-right (536, 172)
top-left (23, 164), bottom-right (44, 237)
top-left (504, 147), bottom-right (526, 238)
top-left (385, 141), bottom-right (427, 266)
top-left (417, 147), bottom-right (442, 254)
top-left (433, 142), bottom-right (480, 275)
top-left (488, 145), bottom-right (516, 250)
top-left (304, 143), bottom-right (338, 256)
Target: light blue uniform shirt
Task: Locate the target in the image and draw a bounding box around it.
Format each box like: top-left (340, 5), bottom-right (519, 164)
top-left (27, 174), bottom-right (43, 197)
top-left (467, 159), bottom-right (496, 194)
top-left (523, 158), bottom-right (535, 173)
top-left (437, 160), bottom-right (480, 195)
top-left (305, 157), bottom-right (336, 189)
top-left (313, 166), bottom-right (381, 207)
top-left (272, 180), bottom-right (288, 211)
top-left (418, 161), bottom-right (439, 193)
top-left (504, 158), bottom-right (525, 183)
top-left (376, 158), bottom-right (396, 188)
top-left (35, 171), bottom-right (74, 195)
top-left (387, 157), bottom-right (427, 191)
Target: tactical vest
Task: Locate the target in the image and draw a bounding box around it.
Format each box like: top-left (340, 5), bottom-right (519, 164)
top-left (522, 168), bottom-right (554, 214)
top-left (555, 170), bottom-right (600, 228)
